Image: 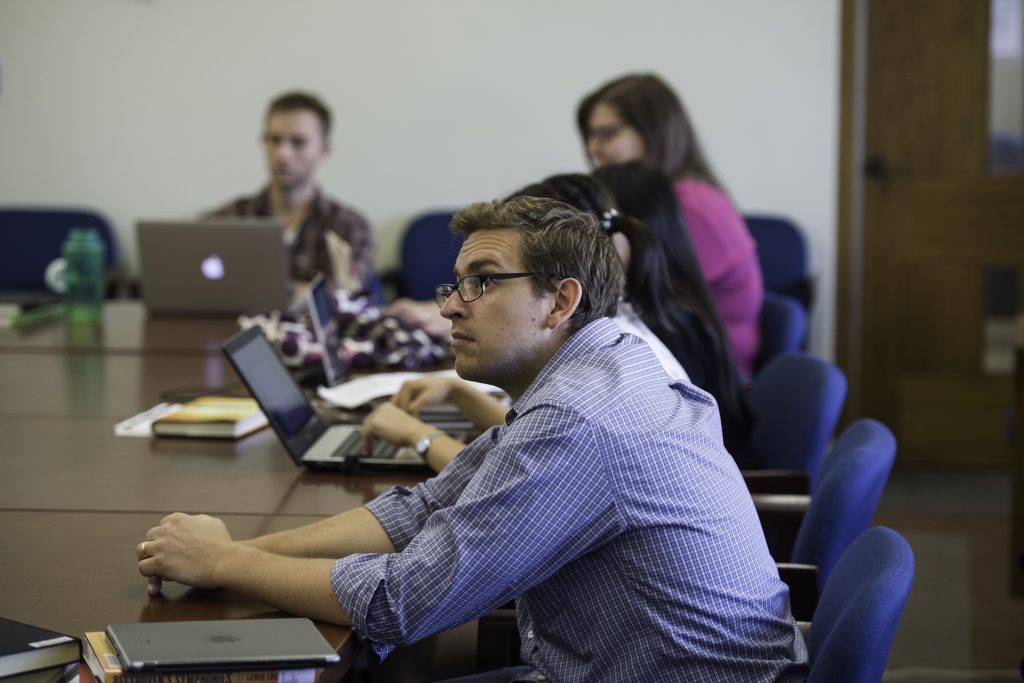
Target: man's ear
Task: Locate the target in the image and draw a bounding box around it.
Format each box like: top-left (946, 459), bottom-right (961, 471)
top-left (546, 278), bottom-right (583, 330)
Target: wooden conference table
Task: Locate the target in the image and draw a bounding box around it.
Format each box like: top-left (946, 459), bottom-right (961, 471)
top-left (0, 303), bottom-right (429, 677)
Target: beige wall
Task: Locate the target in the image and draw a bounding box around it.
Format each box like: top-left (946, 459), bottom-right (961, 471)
top-left (0, 0), bottom-right (841, 358)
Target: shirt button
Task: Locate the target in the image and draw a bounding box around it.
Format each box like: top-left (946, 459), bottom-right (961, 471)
top-left (527, 630), bottom-right (534, 639)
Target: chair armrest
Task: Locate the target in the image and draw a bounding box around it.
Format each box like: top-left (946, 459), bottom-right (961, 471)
top-left (751, 493), bottom-right (810, 527)
top-left (743, 469), bottom-right (811, 494)
top-left (753, 494), bottom-right (810, 562)
top-left (777, 562), bottom-right (820, 621)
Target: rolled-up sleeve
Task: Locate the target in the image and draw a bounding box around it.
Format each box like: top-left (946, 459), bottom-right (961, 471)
top-left (330, 408), bottom-right (621, 660)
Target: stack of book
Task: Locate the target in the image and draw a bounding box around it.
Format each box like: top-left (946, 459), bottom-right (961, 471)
top-left (82, 619), bottom-right (339, 683)
top-left (0, 617), bottom-right (80, 683)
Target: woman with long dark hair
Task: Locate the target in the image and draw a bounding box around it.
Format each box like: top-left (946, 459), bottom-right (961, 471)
top-left (577, 73), bottom-right (764, 377)
top-left (593, 162), bottom-right (754, 465)
top-left (511, 170), bottom-right (756, 467)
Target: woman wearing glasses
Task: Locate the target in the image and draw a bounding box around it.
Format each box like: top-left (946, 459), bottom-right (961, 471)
top-left (577, 73), bottom-right (764, 377)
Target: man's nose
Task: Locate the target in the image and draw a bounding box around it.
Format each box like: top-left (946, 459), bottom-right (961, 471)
top-left (439, 292), bottom-right (463, 320)
top-left (586, 138), bottom-right (602, 164)
top-left (272, 142), bottom-right (293, 161)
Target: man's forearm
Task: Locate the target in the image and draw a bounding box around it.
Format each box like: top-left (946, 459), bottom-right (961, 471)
top-left (451, 383), bottom-right (507, 430)
top-left (243, 507), bottom-right (395, 558)
top-left (215, 544), bottom-right (352, 625)
top-left (423, 435), bottom-right (464, 471)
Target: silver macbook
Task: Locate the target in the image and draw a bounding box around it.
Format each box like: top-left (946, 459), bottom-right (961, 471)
top-left (138, 219), bottom-right (290, 315)
top-left (106, 618), bottom-right (340, 672)
top-left (222, 325), bottom-right (465, 472)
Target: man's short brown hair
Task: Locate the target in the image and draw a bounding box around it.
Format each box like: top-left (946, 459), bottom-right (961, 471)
top-left (450, 197), bottom-right (624, 333)
top-left (266, 91), bottom-right (332, 139)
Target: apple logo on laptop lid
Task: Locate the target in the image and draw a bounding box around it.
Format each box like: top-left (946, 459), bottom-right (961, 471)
top-left (201, 254), bottom-right (225, 280)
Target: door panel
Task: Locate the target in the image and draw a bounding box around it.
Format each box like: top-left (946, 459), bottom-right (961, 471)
top-left (899, 379), bottom-right (1014, 464)
top-left (855, 0), bottom-right (1024, 464)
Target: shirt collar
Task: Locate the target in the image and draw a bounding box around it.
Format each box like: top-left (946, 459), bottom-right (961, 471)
top-left (508, 317), bottom-right (622, 419)
top-left (255, 185), bottom-right (327, 220)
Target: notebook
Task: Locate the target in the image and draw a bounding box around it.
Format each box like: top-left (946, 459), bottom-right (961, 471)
top-left (305, 273), bottom-right (349, 388)
top-left (137, 219), bottom-right (290, 315)
top-left (222, 325), bottom-right (465, 471)
top-left (105, 618), bottom-right (339, 673)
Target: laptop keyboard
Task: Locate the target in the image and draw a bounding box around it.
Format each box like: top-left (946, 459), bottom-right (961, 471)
top-left (331, 430), bottom-right (400, 460)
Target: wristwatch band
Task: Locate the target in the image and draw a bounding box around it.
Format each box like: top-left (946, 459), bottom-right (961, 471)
top-left (414, 430), bottom-right (446, 456)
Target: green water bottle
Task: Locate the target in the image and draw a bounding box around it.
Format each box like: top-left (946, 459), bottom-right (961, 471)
top-left (62, 228), bottom-right (106, 323)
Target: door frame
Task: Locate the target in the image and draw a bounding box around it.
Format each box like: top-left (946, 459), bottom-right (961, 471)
top-left (836, 0), bottom-right (869, 423)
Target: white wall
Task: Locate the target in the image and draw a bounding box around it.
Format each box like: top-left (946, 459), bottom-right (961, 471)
top-left (0, 0), bottom-right (840, 358)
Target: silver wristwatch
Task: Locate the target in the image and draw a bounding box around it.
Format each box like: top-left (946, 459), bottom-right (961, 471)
top-left (414, 430), bottom-right (446, 456)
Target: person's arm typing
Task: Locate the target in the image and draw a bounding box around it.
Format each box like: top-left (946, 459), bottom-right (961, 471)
top-left (392, 376), bottom-right (507, 431)
top-left (361, 402), bottom-right (464, 471)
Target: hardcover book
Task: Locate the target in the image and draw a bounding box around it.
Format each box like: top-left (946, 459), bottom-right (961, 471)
top-left (0, 617), bottom-right (80, 679)
top-left (151, 396), bottom-right (268, 439)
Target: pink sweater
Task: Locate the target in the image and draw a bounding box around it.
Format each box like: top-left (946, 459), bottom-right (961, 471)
top-left (674, 179), bottom-right (764, 375)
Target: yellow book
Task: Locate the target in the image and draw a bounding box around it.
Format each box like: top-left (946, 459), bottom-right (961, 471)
top-left (151, 396), bottom-right (268, 439)
top-left (81, 632), bottom-right (317, 683)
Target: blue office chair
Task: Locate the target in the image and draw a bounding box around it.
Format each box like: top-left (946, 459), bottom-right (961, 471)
top-left (757, 291), bottom-right (808, 373)
top-left (748, 352), bottom-right (847, 488)
top-left (0, 208), bottom-right (121, 291)
top-left (807, 527), bottom-right (914, 682)
top-left (745, 214), bottom-right (812, 310)
top-left (396, 211), bottom-right (464, 301)
top-left (791, 419), bottom-right (897, 588)
top-left (754, 418), bottom-right (896, 619)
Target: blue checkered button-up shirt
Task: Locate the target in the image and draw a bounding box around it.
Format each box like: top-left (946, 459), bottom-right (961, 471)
top-left (332, 318), bottom-right (808, 682)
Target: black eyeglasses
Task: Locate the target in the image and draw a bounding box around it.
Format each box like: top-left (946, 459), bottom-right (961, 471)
top-left (434, 273), bottom-right (542, 307)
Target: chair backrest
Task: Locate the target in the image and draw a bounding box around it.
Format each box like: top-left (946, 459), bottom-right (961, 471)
top-left (745, 214), bottom-right (811, 308)
top-left (757, 291), bottom-right (808, 372)
top-left (398, 211), bottom-right (463, 301)
top-left (792, 419), bottom-right (897, 586)
top-left (0, 208), bottom-right (120, 291)
top-left (749, 352), bottom-right (847, 486)
top-left (807, 527), bottom-right (914, 683)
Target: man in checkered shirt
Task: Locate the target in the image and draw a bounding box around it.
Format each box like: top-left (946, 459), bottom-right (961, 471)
top-left (138, 197), bottom-right (808, 682)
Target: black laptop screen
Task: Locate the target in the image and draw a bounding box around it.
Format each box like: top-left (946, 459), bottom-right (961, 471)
top-left (222, 327), bottom-right (325, 463)
top-left (308, 274), bottom-right (350, 387)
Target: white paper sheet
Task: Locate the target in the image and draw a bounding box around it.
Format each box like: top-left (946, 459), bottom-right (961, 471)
top-left (113, 402), bottom-right (182, 438)
top-left (316, 369), bottom-right (501, 409)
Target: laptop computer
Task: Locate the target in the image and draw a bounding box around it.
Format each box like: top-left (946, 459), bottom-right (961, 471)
top-left (222, 325), bottom-right (465, 472)
top-left (305, 273), bottom-right (350, 388)
top-left (137, 219), bottom-right (290, 315)
top-left (106, 618), bottom-right (340, 673)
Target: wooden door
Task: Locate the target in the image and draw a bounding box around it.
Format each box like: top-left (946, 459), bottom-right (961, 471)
top-left (839, 0), bottom-right (1024, 464)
